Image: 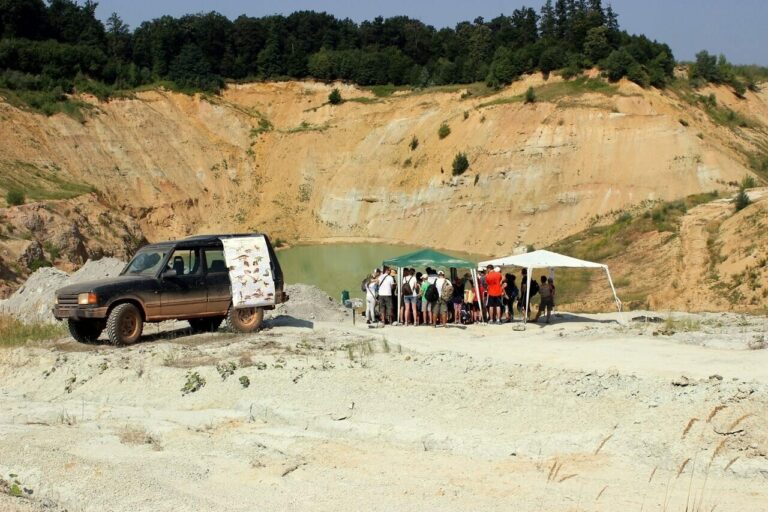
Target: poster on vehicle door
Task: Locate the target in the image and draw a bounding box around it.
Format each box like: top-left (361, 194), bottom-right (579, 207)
top-left (220, 236), bottom-right (276, 308)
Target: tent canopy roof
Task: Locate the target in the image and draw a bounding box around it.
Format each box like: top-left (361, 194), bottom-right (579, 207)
top-left (479, 249), bottom-right (606, 269)
top-left (383, 249), bottom-right (476, 269)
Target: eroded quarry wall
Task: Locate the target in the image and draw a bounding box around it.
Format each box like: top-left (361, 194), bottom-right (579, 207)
top-left (1, 75), bottom-right (766, 304)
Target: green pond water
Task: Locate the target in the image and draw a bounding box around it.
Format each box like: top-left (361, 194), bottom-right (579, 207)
top-left (277, 244), bottom-right (487, 301)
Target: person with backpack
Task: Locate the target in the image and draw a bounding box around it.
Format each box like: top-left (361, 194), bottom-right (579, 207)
top-left (424, 268), bottom-right (438, 325)
top-left (534, 276), bottom-right (556, 324)
top-left (431, 270), bottom-right (453, 327)
top-left (401, 268), bottom-right (419, 326)
top-left (364, 269), bottom-right (380, 324)
top-left (451, 276), bottom-right (464, 324)
top-left (419, 274), bottom-right (430, 325)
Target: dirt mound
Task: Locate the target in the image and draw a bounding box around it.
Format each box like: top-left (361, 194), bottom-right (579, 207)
top-left (0, 258), bottom-right (125, 324)
top-left (267, 283), bottom-right (348, 323)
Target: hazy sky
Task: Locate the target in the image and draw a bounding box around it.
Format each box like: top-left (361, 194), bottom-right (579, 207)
top-left (95, 0), bottom-right (767, 65)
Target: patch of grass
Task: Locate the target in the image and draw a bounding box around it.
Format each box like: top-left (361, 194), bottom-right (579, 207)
top-left (478, 78), bottom-right (620, 109)
top-left (364, 84), bottom-right (408, 97)
top-left (216, 361), bottom-right (237, 381)
top-left (284, 121), bottom-right (331, 134)
top-left (0, 88), bottom-right (92, 122)
top-left (118, 425), bottom-right (162, 449)
top-left (249, 117), bottom-right (273, 137)
top-left (346, 96), bottom-right (379, 104)
top-left (0, 160), bottom-right (95, 203)
top-left (239, 375), bottom-right (250, 388)
top-left (0, 315), bottom-right (65, 347)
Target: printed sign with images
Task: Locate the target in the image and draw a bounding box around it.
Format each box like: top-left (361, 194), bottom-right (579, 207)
top-left (220, 236), bottom-right (276, 308)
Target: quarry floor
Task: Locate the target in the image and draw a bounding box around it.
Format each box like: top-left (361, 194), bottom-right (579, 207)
top-left (1, 311), bottom-right (767, 512)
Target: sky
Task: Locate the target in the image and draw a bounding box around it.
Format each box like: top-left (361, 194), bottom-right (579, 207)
top-left (95, 0), bottom-right (768, 65)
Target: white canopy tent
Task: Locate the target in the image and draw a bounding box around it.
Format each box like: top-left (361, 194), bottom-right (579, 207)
top-left (478, 250), bottom-right (621, 326)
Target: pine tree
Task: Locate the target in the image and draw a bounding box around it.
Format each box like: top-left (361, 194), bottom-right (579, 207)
top-left (540, 0), bottom-right (556, 39)
top-left (605, 3), bottom-right (619, 32)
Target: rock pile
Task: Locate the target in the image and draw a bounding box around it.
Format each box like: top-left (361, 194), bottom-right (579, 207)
top-left (0, 258), bottom-right (125, 324)
top-left (267, 283), bottom-right (348, 323)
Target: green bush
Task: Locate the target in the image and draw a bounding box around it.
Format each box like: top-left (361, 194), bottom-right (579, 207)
top-left (438, 122), bottom-right (451, 139)
top-left (742, 175), bottom-right (757, 189)
top-left (452, 152), bottom-right (469, 176)
top-left (524, 86), bottom-right (536, 104)
top-left (734, 187), bottom-right (751, 212)
top-left (328, 88), bottom-right (342, 105)
top-left (29, 259), bottom-right (53, 272)
top-left (6, 189), bottom-right (25, 206)
top-left (409, 135), bottom-right (419, 151)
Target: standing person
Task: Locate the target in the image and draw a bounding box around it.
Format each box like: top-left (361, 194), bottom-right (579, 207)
top-left (378, 265), bottom-right (394, 325)
top-left (419, 274), bottom-right (430, 325)
top-left (473, 270), bottom-right (486, 323)
top-left (414, 271), bottom-right (423, 324)
top-left (401, 268), bottom-right (419, 326)
top-left (503, 273), bottom-right (519, 322)
top-left (535, 276), bottom-right (556, 324)
top-left (364, 269), bottom-right (380, 324)
top-left (485, 265), bottom-right (504, 324)
top-left (462, 273), bottom-right (475, 324)
top-left (424, 268), bottom-right (438, 326)
top-left (432, 270), bottom-right (451, 327)
top-left (518, 268), bottom-right (539, 321)
top-left (451, 276), bottom-right (464, 324)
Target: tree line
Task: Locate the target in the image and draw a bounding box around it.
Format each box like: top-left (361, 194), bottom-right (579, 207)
top-left (0, 0), bottom-right (753, 105)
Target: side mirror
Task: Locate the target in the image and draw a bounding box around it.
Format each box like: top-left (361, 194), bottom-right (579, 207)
top-left (162, 269), bottom-right (178, 279)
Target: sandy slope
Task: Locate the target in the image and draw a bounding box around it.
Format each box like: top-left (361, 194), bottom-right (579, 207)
top-left (1, 312), bottom-right (767, 511)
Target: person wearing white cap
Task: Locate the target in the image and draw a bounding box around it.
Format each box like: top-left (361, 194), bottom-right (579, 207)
top-left (485, 264), bottom-right (504, 324)
top-left (432, 270), bottom-right (452, 327)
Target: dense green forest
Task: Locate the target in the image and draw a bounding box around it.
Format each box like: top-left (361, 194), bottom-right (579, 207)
top-left (0, 0), bottom-right (761, 113)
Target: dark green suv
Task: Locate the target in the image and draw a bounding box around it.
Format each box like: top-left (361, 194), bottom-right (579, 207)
top-left (53, 234), bottom-right (287, 345)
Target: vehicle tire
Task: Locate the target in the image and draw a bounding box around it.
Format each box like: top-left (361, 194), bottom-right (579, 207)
top-left (67, 319), bottom-right (104, 344)
top-left (106, 303), bottom-right (143, 345)
top-left (188, 317), bottom-right (224, 333)
top-left (227, 306), bottom-right (264, 333)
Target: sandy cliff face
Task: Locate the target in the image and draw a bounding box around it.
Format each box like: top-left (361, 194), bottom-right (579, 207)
top-left (0, 75), bottom-right (765, 305)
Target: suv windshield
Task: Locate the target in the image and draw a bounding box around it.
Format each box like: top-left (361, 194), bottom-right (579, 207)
top-left (123, 248), bottom-right (168, 276)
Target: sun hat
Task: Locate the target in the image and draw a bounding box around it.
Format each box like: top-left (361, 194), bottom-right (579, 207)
top-left (437, 270), bottom-right (445, 275)
top-left (494, 266), bottom-right (501, 272)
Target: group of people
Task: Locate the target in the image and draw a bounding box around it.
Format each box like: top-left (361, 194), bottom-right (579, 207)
top-left (362, 264), bottom-right (556, 327)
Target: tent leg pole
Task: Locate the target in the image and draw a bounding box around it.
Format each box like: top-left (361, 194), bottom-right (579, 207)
top-left (604, 267), bottom-right (622, 312)
top-left (524, 268), bottom-right (532, 328)
top-left (472, 270), bottom-right (483, 325)
top-left (397, 267), bottom-right (402, 325)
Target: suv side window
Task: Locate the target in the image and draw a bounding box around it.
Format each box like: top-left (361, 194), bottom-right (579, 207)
top-left (204, 249), bottom-right (227, 274)
top-left (167, 248), bottom-right (201, 276)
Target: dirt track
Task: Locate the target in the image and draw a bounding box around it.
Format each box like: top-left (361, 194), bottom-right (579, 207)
top-left (1, 312), bottom-right (767, 511)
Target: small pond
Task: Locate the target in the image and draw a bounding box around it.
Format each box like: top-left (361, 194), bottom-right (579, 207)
top-left (277, 243), bottom-right (487, 301)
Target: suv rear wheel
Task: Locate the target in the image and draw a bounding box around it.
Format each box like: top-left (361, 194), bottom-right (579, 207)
top-left (189, 317), bottom-right (224, 333)
top-left (106, 303), bottom-right (143, 345)
top-left (227, 306), bottom-right (264, 333)
top-left (67, 319), bottom-right (104, 343)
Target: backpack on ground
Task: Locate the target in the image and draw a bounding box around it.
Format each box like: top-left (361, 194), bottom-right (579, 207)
top-left (440, 280), bottom-right (454, 302)
top-left (425, 283), bottom-right (439, 302)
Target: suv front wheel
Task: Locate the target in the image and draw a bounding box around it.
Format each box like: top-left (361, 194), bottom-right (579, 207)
top-left (67, 319), bottom-right (104, 343)
top-left (227, 306), bottom-right (263, 333)
top-left (106, 303), bottom-right (144, 345)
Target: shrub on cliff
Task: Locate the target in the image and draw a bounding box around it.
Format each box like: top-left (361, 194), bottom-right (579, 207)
top-left (734, 187), bottom-right (751, 212)
top-left (452, 152), bottom-right (469, 176)
top-left (438, 123), bottom-right (451, 139)
top-left (6, 189), bottom-right (25, 206)
top-left (328, 88), bottom-right (342, 105)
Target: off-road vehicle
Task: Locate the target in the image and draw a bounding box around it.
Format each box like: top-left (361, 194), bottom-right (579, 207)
top-left (53, 234), bottom-right (287, 344)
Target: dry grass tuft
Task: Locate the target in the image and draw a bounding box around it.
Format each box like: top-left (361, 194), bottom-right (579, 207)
top-left (727, 413), bottom-right (753, 432)
top-left (558, 473), bottom-right (577, 483)
top-left (596, 485), bottom-right (608, 501)
top-left (682, 417), bottom-right (699, 438)
top-left (711, 438), bottom-right (728, 462)
top-left (676, 458), bottom-right (691, 478)
top-left (706, 405), bottom-right (727, 423)
top-left (594, 433), bottom-right (613, 455)
top-left (723, 457), bottom-right (739, 471)
top-left (648, 466), bottom-right (657, 483)
top-left (118, 425), bottom-right (162, 450)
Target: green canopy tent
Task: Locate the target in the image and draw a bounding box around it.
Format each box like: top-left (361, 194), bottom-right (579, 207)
top-left (382, 249), bottom-right (483, 324)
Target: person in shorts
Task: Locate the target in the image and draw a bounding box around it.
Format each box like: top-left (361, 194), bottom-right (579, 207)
top-left (419, 274), bottom-right (430, 325)
top-left (485, 265), bottom-right (504, 324)
top-left (535, 276), bottom-right (555, 324)
top-left (365, 268), bottom-right (380, 324)
top-left (377, 265), bottom-right (394, 324)
top-left (401, 268), bottom-right (419, 326)
top-left (503, 273), bottom-right (519, 322)
top-left (451, 276), bottom-right (464, 324)
top-left (431, 270), bottom-right (450, 327)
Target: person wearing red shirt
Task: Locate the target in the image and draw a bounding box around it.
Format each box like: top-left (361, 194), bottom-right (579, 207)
top-left (485, 264), bottom-right (505, 324)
